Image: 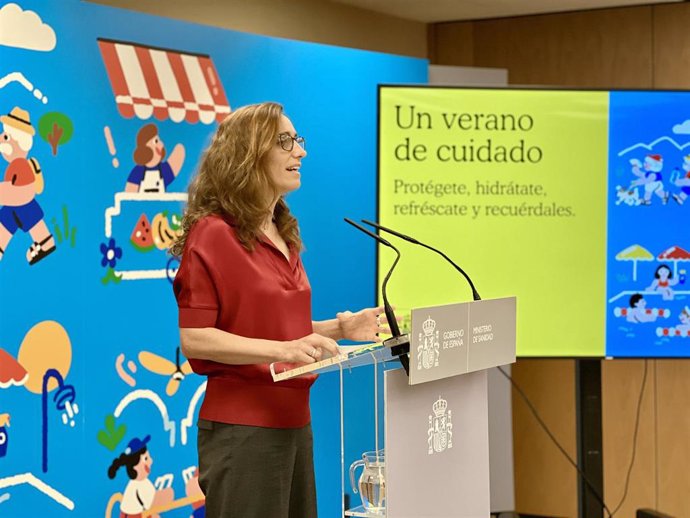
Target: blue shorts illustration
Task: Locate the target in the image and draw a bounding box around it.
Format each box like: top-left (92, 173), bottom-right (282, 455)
top-left (0, 199), bottom-right (44, 234)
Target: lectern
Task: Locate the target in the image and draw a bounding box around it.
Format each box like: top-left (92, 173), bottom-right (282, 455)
top-left (272, 296), bottom-right (516, 518)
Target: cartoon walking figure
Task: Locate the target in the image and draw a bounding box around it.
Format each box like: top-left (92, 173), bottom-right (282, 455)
top-left (125, 124), bottom-right (185, 193)
top-left (671, 154), bottom-right (690, 205)
top-left (0, 107), bottom-right (56, 265)
top-left (629, 154), bottom-right (669, 205)
top-left (107, 435), bottom-right (174, 518)
top-left (647, 264), bottom-right (677, 300)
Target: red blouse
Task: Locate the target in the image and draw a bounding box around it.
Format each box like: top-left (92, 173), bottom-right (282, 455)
top-left (173, 214), bottom-right (317, 428)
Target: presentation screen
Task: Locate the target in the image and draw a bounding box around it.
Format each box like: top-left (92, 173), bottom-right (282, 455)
top-left (378, 86), bottom-right (690, 358)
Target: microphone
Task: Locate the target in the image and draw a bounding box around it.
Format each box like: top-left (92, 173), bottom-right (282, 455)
top-left (361, 219), bottom-right (481, 301)
top-left (344, 218), bottom-right (410, 374)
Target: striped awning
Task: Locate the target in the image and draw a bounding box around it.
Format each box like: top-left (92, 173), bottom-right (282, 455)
top-left (98, 38), bottom-right (230, 124)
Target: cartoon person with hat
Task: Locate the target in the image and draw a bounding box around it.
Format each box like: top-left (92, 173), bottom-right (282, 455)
top-left (0, 106), bottom-right (56, 265)
top-left (107, 435), bottom-right (174, 518)
top-left (629, 154), bottom-right (669, 205)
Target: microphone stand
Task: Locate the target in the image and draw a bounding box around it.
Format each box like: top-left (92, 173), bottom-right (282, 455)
top-left (344, 218), bottom-right (410, 374)
top-left (361, 219), bottom-right (481, 301)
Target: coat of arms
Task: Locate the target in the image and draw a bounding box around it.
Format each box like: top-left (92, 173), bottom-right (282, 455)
top-left (417, 316), bottom-right (440, 370)
top-left (427, 396), bottom-right (453, 455)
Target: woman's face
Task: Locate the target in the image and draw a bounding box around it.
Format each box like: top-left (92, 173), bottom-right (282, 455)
top-left (134, 450), bottom-right (153, 480)
top-left (659, 267), bottom-right (670, 280)
top-left (266, 115), bottom-right (306, 196)
top-left (145, 134), bottom-right (165, 165)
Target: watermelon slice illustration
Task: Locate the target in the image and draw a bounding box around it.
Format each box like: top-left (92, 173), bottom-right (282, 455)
top-left (130, 214), bottom-right (154, 252)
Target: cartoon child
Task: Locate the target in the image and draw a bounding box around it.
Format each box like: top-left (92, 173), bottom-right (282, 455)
top-left (125, 124), bottom-right (185, 193)
top-left (676, 307), bottom-right (690, 334)
top-left (671, 154), bottom-right (690, 205)
top-left (107, 435), bottom-right (174, 518)
top-left (626, 294), bottom-right (658, 323)
top-left (629, 154), bottom-right (668, 205)
top-left (0, 106), bottom-right (56, 264)
top-left (647, 264), bottom-right (677, 300)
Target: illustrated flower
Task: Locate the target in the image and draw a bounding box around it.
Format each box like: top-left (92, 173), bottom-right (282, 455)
top-left (100, 238), bottom-right (123, 268)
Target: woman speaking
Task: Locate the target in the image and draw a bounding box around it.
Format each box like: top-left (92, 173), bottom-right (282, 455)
top-left (171, 102), bottom-right (387, 517)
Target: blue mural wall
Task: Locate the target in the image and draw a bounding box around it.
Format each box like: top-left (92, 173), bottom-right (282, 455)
top-left (0, 1), bottom-right (427, 516)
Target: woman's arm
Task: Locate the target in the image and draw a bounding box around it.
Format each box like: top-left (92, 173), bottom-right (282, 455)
top-left (311, 319), bottom-right (343, 341)
top-left (180, 327), bottom-right (339, 365)
top-left (313, 305), bottom-right (389, 344)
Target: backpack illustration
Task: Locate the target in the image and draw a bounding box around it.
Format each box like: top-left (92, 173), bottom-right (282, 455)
top-left (29, 157), bottom-right (44, 194)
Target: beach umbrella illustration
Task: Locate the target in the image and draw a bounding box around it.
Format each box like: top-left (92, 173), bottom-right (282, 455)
top-left (657, 246), bottom-right (690, 276)
top-left (615, 244), bottom-right (654, 281)
top-left (0, 348), bottom-right (28, 388)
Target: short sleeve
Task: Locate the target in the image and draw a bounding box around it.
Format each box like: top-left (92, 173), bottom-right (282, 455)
top-left (173, 246), bottom-right (219, 328)
top-left (160, 162), bottom-right (175, 187)
top-left (127, 165), bottom-right (144, 185)
top-left (7, 158), bottom-right (34, 186)
top-left (138, 480), bottom-right (156, 510)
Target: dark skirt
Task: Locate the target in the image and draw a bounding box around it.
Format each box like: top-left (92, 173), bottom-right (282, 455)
top-left (197, 419), bottom-right (317, 518)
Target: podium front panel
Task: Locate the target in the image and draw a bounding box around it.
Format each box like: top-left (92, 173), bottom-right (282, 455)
top-left (410, 297), bottom-right (516, 385)
top-left (385, 368), bottom-right (490, 518)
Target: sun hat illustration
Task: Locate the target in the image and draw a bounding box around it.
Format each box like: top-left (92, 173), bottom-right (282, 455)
top-left (0, 106), bottom-right (35, 136)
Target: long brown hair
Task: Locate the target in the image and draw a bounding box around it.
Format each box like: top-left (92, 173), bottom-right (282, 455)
top-left (169, 102), bottom-right (301, 257)
top-left (133, 124), bottom-right (165, 165)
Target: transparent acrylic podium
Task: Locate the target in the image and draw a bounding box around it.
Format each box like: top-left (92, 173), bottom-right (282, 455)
top-left (272, 297), bottom-right (516, 518)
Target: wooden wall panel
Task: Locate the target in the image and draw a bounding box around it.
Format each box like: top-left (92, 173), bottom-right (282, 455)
top-left (656, 360), bottom-right (690, 516)
top-left (653, 3), bottom-right (690, 88)
top-left (601, 360), bottom-right (657, 518)
top-left (92, 0), bottom-right (428, 58)
top-left (428, 22), bottom-right (474, 67)
top-left (511, 359), bottom-right (577, 517)
top-left (439, 7), bottom-right (654, 88)
top-left (429, 5), bottom-right (657, 87)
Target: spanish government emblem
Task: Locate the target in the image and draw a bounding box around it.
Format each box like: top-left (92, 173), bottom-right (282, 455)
top-left (417, 315), bottom-right (440, 370)
top-left (428, 396), bottom-right (453, 455)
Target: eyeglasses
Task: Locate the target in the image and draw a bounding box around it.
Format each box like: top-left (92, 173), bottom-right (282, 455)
top-left (277, 133), bottom-right (306, 152)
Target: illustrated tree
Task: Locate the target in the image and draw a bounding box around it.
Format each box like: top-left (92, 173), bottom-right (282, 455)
top-left (38, 112), bottom-right (74, 156)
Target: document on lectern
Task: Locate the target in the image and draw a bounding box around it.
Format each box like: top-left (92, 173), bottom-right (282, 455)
top-left (270, 342), bottom-right (390, 382)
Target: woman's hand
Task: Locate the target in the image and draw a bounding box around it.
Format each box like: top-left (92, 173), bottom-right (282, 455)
top-left (336, 305), bottom-right (392, 343)
top-left (282, 333), bottom-right (340, 363)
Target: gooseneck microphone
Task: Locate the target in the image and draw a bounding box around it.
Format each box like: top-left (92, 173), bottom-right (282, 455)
top-left (361, 219), bottom-right (481, 301)
top-left (344, 218), bottom-right (401, 336)
top-left (344, 218), bottom-right (410, 374)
